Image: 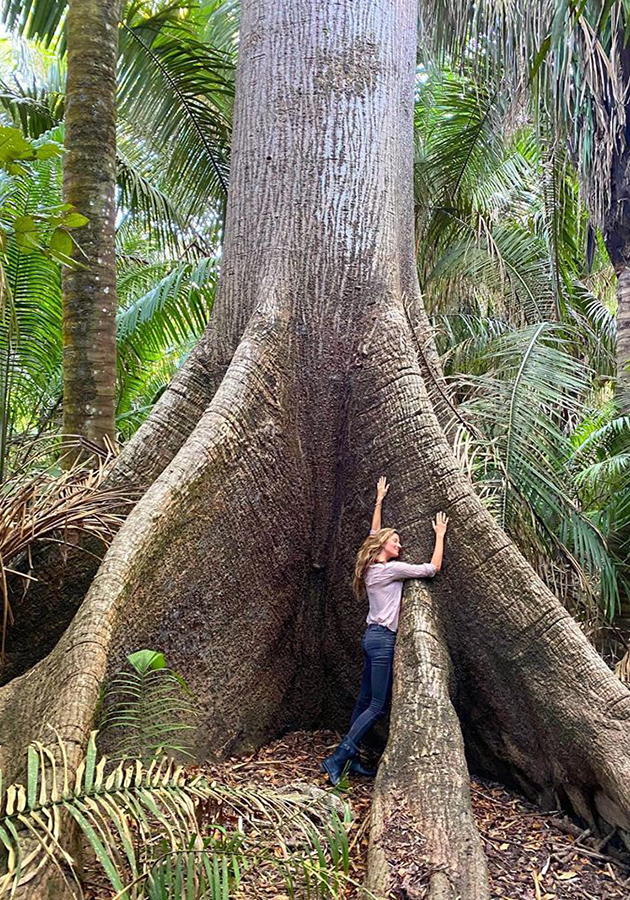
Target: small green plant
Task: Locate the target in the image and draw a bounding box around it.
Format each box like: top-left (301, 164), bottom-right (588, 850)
top-left (100, 649), bottom-right (198, 763)
top-left (0, 731), bottom-right (361, 900)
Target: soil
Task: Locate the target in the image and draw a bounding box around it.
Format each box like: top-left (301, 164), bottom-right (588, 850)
top-left (204, 730), bottom-right (630, 899)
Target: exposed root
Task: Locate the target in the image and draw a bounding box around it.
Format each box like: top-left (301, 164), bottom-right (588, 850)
top-left (0, 307), bottom-right (302, 779)
top-left (366, 584), bottom-right (490, 900)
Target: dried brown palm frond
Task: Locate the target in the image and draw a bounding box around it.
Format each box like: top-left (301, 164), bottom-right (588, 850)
top-left (0, 438), bottom-right (136, 661)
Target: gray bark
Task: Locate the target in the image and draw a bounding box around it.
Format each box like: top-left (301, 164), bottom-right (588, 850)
top-left (366, 583), bottom-right (490, 899)
top-left (3, 3), bottom-right (630, 899)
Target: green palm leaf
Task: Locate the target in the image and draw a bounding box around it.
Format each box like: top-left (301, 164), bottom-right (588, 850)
top-left (446, 319), bottom-right (621, 616)
top-left (118, 8), bottom-right (234, 218)
top-left (0, 731), bottom-right (359, 900)
top-left (0, 0), bottom-right (65, 47)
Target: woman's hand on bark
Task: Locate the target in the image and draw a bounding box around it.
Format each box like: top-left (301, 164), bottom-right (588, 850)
top-left (432, 511), bottom-right (449, 536)
top-left (376, 476), bottom-right (389, 503)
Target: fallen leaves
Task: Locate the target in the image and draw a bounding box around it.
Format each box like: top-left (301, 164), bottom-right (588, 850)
top-left (82, 730), bottom-right (630, 900)
top-left (471, 779), bottom-right (629, 899)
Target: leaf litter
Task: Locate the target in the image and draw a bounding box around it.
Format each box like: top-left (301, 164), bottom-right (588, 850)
top-left (203, 730), bottom-right (630, 899)
top-left (83, 729), bottom-right (630, 898)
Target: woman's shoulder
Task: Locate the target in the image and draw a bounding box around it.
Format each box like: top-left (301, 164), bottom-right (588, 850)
top-left (365, 562), bottom-right (390, 576)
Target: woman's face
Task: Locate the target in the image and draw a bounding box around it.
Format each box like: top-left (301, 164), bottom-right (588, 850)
top-left (382, 532), bottom-right (401, 559)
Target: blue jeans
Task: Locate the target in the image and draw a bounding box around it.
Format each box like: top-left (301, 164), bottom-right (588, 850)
top-left (346, 624), bottom-right (396, 746)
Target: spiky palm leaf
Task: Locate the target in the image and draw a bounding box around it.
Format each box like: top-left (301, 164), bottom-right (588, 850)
top-left (417, 69), bottom-right (616, 375)
top-left (101, 649), bottom-right (198, 763)
top-left (118, 7), bottom-right (233, 219)
top-left (444, 320), bottom-right (621, 618)
top-left (115, 243), bottom-right (217, 435)
top-left (0, 731), bottom-right (358, 900)
top-left (0, 0), bottom-right (65, 48)
top-left (0, 59), bottom-right (65, 138)
top-left (419, 0), bottom-right (630, 234)
top-left (0, 132), bottom-right (65, 475)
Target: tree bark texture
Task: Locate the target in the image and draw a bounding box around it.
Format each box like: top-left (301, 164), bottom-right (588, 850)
top-left (3, 2), bottom-right (630, 897)
top-left (366, 583), bottom-right (490, 899)
top-left (62, 0), bottom-right (123, 455)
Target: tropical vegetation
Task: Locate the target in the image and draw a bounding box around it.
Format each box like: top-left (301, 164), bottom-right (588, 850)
top-left (0, 3), bottom-right (626, 650)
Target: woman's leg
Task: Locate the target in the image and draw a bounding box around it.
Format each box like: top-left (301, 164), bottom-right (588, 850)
top-left (350, 634), bottom-right (372, 726)
top-left (345, 628), bottom-right (395, 746)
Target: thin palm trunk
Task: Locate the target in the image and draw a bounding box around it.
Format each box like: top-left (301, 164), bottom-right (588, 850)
top-left (62, 0), bottom-right (122, 459)
top-left (617, 267), bottom-right (630, 408)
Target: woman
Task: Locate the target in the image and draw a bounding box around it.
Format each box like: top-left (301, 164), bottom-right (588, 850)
top-left (321, 476), bottom-right (448, 785)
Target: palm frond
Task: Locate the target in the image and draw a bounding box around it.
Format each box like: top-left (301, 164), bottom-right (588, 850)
top-left (419, 1), bottom-right (630, 232)
top-left (0, 0), bottom-right (66, 47)
top-left (101, 650), bottom-right (198, 763)
top-left (0, 731), bottom-right (359, 900)
top-left (446, 319), bottom-right (621, 616)
top-left (118, 10), bottom-right (234, 219)
top-left (117, 255), bottom-right (216, 347)
top-left (0, 446), bottom-right (134, 659)
top-left (0, 64), bottom-right (65, 138)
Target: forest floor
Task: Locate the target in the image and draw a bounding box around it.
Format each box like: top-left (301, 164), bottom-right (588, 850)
top-left (83, 728), bottom-right (630, 899)
top-left (203, 729), bottom-right (630, 900)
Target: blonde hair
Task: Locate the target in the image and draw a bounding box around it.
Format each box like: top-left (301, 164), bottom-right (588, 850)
top-left (353, 528), bottom-right (397, 599)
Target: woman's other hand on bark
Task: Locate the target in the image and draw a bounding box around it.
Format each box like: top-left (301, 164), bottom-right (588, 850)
top-left (376, 476), bottom-right (389, 503)
top-left (432, 511), bottom-right (449, 536)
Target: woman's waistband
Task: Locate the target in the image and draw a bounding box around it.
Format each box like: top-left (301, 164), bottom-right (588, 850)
top-left (366, 623), bottom-right (397, 634)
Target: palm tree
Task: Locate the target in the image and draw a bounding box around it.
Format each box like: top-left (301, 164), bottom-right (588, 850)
top-left (414, 67), bottom-right (628, 642)
top-left (0, 0), bottom-right (234, 461)
top-left (421, 1), bottom-right (630, 407)
top-left (60, 0), bottom-right (123, 459)
top-left (0, 135), bottom-right (220, 477)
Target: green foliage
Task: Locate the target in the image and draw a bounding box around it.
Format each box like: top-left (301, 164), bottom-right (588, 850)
top-left (0, 0), bottom-right (65, 47)
top-left (442, 321), bottom-right (622, 617)
top-left (0, 731), bottom-right (357, 900)
top-left (416, 67), bottom-right (628, 626)
top-left (101, 650), bottom-right (198, 763)
top-left (418, 0), bottom-right (630, 230)
top-left (416, 72), bottom-right (615, 368)
top-left (0, 125), bottom-right (90, 479)
top-left (115, 243), bottom-right (217, 439)
top-left (0, 116), bottom-right (218, 463)
top-left (119, 4), bottom-right (234, 219)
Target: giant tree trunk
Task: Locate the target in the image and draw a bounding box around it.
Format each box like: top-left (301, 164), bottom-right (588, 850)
top-left (3, 2), bottom-right (630, 898)
top-left (62, 0), bottom-right (123, 457)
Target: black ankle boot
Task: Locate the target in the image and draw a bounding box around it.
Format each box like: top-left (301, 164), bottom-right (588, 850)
top-left (320, 736), bottom-right (359, 786)
top-left (348, 757), bottom-right (377, 777)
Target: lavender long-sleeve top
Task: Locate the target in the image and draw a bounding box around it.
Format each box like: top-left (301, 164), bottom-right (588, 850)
top-left (365, 532), bottom-right (436, 632)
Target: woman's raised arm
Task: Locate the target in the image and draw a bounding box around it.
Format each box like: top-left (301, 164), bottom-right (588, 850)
top-left (430, 511), bottom-right (449, 571)
top-left (371, 476), bottom-right (389, 532)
